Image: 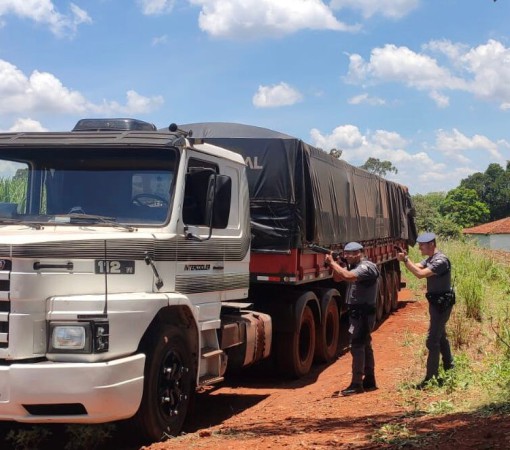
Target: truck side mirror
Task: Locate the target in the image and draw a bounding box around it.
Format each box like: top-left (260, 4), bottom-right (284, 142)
top-left (203, 174), bottom-right (231, 229)
top-left (183, 170), bottom-right (231, 239)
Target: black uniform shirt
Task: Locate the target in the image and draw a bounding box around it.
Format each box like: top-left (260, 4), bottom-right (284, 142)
top-left (420, 251), bottom-right (451, 294)
top-left (346, 259), bottom-right (380, 306)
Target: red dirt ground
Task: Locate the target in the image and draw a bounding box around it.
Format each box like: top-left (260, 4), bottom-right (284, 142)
top-left (142, 289), bottom-right (510, 450)
top-left (2, 287), bottom-right (508, 449)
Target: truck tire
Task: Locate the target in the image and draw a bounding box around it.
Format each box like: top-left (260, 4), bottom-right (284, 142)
top-left (134, 326), bottom-right (194, 443)
top-left (277, 304), bottom-right (316, 378)
top-left (314, 296), bottom-right (340, 363)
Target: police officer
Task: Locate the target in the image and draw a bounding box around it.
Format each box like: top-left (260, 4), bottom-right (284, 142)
top-left (396, 232), bottom-right (455, 388)
top-left (326, 242), bottom-right (380, 396)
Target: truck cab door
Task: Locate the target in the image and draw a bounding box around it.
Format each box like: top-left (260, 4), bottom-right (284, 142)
top-left (176, 155), bottom-right (249, 323)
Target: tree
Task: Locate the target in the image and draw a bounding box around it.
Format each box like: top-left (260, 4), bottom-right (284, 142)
top-left (460, 162), bottom-right (510, 221)
top-left (359, 157), bottom-right (398, 177)
top-left (434, 216), bottom-right (462, 240)
top-left (411, 192), bottom-right (445, 233)
top-left (411, 191), bottom-right (465, 239)
top-left (439, 187), bottom-right (490, 228)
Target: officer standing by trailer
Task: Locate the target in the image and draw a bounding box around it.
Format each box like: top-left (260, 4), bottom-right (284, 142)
top-left (396, 232), bottom-right (455, 388)
top-left (326, 242), bottom-right (380, 396)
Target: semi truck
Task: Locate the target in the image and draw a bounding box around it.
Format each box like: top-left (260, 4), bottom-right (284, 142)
top-left (0, 118), bottom-right (416, 442)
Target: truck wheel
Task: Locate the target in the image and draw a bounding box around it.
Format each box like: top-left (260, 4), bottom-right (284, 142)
top-left (277, 305), bottom-right (316, 378)
top-left (134, 326), bottom-right (194, 443)
top-left (315, 297), bottom-right (340, 363)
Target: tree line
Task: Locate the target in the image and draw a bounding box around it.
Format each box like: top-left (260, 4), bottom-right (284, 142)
top-left (411, 162), bottom-right (510, 238)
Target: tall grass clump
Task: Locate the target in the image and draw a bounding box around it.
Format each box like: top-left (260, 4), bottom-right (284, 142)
top-left (493, 309), bottom-right (510, 358)
top-left (442, 241), bottom-right (485, 321)
top-left (457, 277), bottom-right (484, 321)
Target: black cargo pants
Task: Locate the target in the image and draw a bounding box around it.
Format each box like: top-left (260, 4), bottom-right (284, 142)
top-left (425, 302), bottom-right (454, 380)
top-left (348, 305), bottom-right (376, 385)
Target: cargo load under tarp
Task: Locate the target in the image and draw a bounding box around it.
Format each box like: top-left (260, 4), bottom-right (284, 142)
top-left (179, 123), bottom-right (417, 252)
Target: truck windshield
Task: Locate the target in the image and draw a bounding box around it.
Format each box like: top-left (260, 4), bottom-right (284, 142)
top-left (0, 146), bottom-right (177, 226)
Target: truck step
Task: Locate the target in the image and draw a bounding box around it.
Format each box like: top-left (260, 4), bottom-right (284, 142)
top-left (199, 374), bottom-right (225, 386)
top-left (201, 347), bottom-right (224, 359)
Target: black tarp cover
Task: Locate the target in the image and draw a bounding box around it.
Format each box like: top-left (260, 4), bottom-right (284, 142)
top-left (178, 123), bottom-right (417, 251)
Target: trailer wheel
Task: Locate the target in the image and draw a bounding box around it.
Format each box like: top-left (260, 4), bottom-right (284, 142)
top-left (134, 326), bottom-right (194, 443)
top-left (277, 305), bottom-right (316, 378)
top-left (315, 297), bottom-right (340, 363)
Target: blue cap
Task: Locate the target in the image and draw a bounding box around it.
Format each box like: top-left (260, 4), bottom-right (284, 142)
top-left (344, 242), bottom-right (363, 251)
top-left (416, 232), bottom-right (436, 243)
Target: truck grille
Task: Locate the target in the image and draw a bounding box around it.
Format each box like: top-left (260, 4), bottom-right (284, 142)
top-left (0, 259), bottom-right (11, 349)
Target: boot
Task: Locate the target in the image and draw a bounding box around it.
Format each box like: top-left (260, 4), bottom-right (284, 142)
top-left (363, 375), bottom-right (377, 391)
top-left (340, 383), bottom-right (364, 396)
top-left (443, 358), bottom-right (455, 371)
top-left (414, 378), bottom-right (432, 390)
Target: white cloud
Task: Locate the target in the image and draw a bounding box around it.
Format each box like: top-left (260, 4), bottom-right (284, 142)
top-left (348, 93), bottom-right (385, 106)
top-left (330, 0), bottom-right (420, 19)
top-left (429, 90), bottom-right (449, 108)
top-left (98, 90), bottom-right (165, 115)
top-left (346, 44), bottom-right (465, 91)
top-left (8, 118), bottom-right (47, 132)
top-left (138, 0), bottom-right (175, 15)
top-left (310, 124), bottom-right (365, 151)
top-left (310, 125), bottom-right (418, 167)
top-left (310, 124), bottom-right (448, 193)
top-left (308, 124), bottom-right (498, 194)
top-left (188, 0), bottom-right (359, 39)
top-left (372, 130), bottom-right (407, 149)
top-left (423, 39), bottom-right (469, 63)
top-left (253, 82), bottom-right (303, 108)
top-left (460, 39), bottom-right (510, 107)
top-left (0, 0), bottom-right (91, 37)
top-left (435, 128), bottom-right (505, 163)
top-left (346, 39), bottom-right (510, 109)
top-left (0, 59), bottom-right (164, 118)
top-left (152, 34), bottom-right (169, 46)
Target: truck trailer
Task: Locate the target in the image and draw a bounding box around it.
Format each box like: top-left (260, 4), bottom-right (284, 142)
top-left (0, 118), bottom-right (416, 442)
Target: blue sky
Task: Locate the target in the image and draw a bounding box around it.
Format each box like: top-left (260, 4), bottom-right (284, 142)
top-left (1, 0), bottom-right (509, 194)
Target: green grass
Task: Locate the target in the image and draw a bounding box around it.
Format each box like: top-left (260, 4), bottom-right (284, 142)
top-left (382, 239), bottom-right (510, 447)
top-left (370, 422), bottom-right (438, 448)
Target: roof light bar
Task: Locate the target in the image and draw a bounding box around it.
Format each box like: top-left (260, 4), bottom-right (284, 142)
top-left (72, 118), bottom-right (156, 132)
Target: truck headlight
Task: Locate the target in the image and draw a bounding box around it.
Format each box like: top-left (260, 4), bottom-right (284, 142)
top-left (48, 321), bottom-right (109, 354)
top-left (49, 322), bottom-right (91, 353)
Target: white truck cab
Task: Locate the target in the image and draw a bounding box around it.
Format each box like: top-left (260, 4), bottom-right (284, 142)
top-left (0, 119), bottom-right (271, 441)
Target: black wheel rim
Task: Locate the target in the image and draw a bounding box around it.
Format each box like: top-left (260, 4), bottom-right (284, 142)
top-left (158, 350), bottom-right (189, 420)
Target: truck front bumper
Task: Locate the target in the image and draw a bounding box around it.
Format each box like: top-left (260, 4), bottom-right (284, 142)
top-left (0, 354), bottom-right (145, 423)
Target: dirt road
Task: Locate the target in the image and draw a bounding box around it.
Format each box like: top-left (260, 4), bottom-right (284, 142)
top-left (3, 288), bottom-right (508, 449)
top-left (141, 291), bottom-right (509, 450)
